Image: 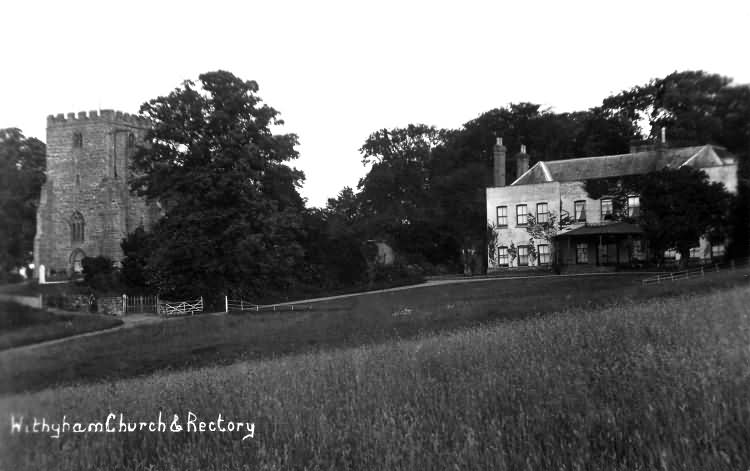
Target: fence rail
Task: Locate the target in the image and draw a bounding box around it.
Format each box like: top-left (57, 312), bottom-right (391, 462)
top-left (158, 297), bottom-right (204, 317)
top-left (641, 265), bottom-right (717, 285)
top-left (641, 257), bottom-right (750, 285)
top-left (225, 297), bottom-right (312, 313)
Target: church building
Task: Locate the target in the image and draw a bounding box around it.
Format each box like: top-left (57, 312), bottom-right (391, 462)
top-left (33, 110), bottom-right (161, 279)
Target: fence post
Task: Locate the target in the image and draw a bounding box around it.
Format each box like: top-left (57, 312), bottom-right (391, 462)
top-left (241, 300), bottom-right (244, 311)
top-left (200, 296), bottom-right (203, 314)
top-left (122, 294), bottom-right (127, 315)
top-left (701, 266), bottom-right (704, 277)
top-left (225, 296), bottom-right (228, 313)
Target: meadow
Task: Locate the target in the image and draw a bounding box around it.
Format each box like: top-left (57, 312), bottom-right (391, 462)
top-left (0, 280), bottom-right (749, 469)
top-left (0, 271), bottom-right (748, 395)
top-left (0, 301), bottom-right (122, 351)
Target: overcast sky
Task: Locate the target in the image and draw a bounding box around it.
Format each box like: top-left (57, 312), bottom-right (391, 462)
top-left (2, 0), bottom-right (749, 207)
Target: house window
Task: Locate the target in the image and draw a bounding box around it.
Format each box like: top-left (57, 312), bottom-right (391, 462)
top-left (536, 202), bottom-right (549, 224)
top-left (70, 211), bottom-right (85, 243)
top-left (518, 245), bottom-right (529, 266)
top-left (689, 247), bottom-right (702, 259)
top-left (516, 204), bottom-right (528, 226)
top-left (496, 206), bottom-right (508, 227)
top-left (538, 244), bottom-right (550, 265)
top-left (601, 199), bottom-right (613, 220)
top-left (574, 201), bottom-right (586, 222)
top-left (72, 132), bottom-right (83, 148)
top-left (497, 246), bottom-right (509, 267)
top-left (664, 249), bottom-right (677, 260)
top-left (627, 196), bottom-right (640, 218)
top-left (576, 243), bottom-right (588, 264)
top-left (711, 244), bottom-right (725, 258)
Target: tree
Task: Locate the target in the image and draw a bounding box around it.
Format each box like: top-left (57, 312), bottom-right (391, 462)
top-left (130, 71), bottom-right (306, 299)
top-left (120, 227), bottom-right (152, 292)
top-left (0, 128), bottom-right (45, 273)
top-left (357, 124), bottom-right (448, 266)
top-left (638, 168), bottom-right (732, 266)
top-left (583, 167), bottom-right (733, 266)
top-left (602, 70), bottom-right (750, 152)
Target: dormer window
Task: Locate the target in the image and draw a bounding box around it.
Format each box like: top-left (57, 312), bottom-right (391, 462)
top-left (72, 132), bottom-right (83, 148)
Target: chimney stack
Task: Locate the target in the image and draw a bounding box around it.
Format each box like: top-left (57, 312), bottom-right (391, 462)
top-left (493, 137), bottom-right (506, 187)
top-left (516, 144), bottom-right (529, 180)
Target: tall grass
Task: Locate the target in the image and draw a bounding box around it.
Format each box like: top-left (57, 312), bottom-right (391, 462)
top-left (1, 286), bottom-right (749, 470)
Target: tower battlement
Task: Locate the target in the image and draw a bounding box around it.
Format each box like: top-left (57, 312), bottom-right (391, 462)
top-left (47, 109), bottom-right (150, 127)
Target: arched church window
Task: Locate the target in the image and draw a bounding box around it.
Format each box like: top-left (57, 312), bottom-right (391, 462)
top-left (71, 211), bottom-right (85, 243)
top-left (127, 133), bottom-right (136, 148)
top-left (73, 132), bottom-right (83, 148)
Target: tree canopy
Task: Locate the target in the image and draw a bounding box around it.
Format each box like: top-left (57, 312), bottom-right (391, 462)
top-left (639, 167), bottom-right (733, 263)
top-left (0, 128), bottom-right (45, 273)
top-left (129, 70), bottom-right (307, 298)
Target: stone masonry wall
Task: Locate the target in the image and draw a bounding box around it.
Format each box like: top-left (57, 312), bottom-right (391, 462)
top-left (34, 110), bottom-right (157, 276)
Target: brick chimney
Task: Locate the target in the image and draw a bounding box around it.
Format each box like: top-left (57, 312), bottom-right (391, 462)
top-left (493, 137), bottom-right (506, 187)
top-left (516, 144), bottom-right (529, 180)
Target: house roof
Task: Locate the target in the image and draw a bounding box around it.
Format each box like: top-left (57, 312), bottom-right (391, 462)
top-left (512, 145), bottom-right (731, 186)
top-left (555, 222), bottom-right (644, 238)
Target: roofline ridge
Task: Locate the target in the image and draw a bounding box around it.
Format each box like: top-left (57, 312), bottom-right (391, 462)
top-left (510, 161), bottom-right (540, 186)
top-left (544, 144), bottom-right (715, 166)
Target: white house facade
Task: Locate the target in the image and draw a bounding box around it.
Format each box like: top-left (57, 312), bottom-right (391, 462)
top-left (485, 137), bottom-right (738, 272)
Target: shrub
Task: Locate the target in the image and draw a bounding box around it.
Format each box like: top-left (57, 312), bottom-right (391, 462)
top-left (81, 256), bottom-right (119, 293)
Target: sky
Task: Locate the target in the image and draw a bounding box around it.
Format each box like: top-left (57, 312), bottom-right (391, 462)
top-left (2, 0), bottom-right (749, 207)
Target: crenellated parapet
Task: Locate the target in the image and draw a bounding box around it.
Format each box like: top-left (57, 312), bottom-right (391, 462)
top-left (47, 109), bottom-right (151, 127)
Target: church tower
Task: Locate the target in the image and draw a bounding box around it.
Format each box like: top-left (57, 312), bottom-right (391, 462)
top-left (34, 110), bottom-right (158, 278)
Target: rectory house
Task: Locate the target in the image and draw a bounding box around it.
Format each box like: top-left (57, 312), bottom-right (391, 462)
top-left (485, 132), bottom-right (738, 272)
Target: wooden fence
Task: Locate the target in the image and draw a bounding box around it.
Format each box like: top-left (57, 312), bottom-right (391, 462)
top-left (641, 265), bottom-right (717, 285)
top-left (225, 297), bottom-right (312, 313)
top-left (158, 297), bottom-right (204, 317)
top-left (641, 257), bottom-right (750, 285)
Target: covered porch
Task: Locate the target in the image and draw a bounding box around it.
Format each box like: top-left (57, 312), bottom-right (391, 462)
top-left (554, 222), bottom-right (646, 267)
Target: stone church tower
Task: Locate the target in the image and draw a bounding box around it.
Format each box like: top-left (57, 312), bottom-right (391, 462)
top-left (34, 110), bottom-right (160, 278)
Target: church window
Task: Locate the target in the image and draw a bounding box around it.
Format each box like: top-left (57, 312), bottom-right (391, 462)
top-left (73, 132), bottom-right (83, 148)
top-left (71, 211), bottom-right (85, 243)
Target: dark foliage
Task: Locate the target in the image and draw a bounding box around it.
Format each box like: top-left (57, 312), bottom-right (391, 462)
top-left (0, 128), bottom-right (45, 272)
top-left (81, 256), bottom-right (119, 293)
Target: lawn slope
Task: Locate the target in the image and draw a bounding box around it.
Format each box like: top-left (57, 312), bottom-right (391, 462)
top-left (0, 301), bottom-right (122, 351)
top-left (0, 271), bottom-right (747, 395)
top-left (1, 284), bottom-right (749, 470)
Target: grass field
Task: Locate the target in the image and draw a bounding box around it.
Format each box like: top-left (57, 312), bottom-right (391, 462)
top-left (1, 282), bottom-right (748, 470)
top-left (1, 271), bottom-right (748, 395)
top-left (0, 301), bottom-right (123, 351)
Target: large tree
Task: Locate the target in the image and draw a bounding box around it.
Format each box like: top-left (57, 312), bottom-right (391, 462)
top-left (130, 71), bottom-right (306, 299)
top-left (357, 124), bottom-right (449, 266)
top-left (602, 70), bottom-right (750, 152)
top-left (585, 167), bottom-right (733, 266)
top-left (0, 128), bottom-right (45, 273)
top-left (639, 167), bottom-right (733, 265)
